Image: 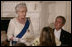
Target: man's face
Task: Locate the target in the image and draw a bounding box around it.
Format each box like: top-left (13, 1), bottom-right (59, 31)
top-left (55, 18), bottom-right (64, 30)
top-left (17, 7), bottom-right (27, 19)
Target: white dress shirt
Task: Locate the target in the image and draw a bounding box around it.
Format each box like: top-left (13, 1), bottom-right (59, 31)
top-left (54, 29), bottom-right (61, 40)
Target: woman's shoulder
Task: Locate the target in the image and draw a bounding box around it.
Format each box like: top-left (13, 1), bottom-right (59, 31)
top-left (9, 18), bottom-right (17, 24)
top-left (10, 18), bottom-right (17, 21)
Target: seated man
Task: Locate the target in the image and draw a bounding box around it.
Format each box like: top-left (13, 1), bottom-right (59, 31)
top-left (53, 16), bottom-right (71, 46)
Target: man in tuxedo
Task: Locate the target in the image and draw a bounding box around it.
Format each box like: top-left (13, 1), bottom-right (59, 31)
top-left (54, 16), bottom-right (71, 46)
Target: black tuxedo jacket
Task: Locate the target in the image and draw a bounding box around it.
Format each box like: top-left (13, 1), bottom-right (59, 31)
top-left (53, 29), bottom-right (71, 46)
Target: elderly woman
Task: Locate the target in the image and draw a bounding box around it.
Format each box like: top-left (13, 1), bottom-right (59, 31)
top-left (7, 3), bottom-right (35, 46)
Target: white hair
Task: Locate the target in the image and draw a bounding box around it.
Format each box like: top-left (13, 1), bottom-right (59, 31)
top-left (15, 3), bottom-right (27, 12)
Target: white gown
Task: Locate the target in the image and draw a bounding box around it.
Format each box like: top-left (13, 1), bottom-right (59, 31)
top-left (7, 18), bottom-right (35, 46)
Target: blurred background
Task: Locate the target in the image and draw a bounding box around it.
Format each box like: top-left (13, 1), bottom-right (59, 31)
top-left (1, 1), bottom-right (71, 42)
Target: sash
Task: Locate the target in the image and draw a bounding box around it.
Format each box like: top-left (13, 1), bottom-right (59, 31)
top-left (16, 19), bottom-right (30, 38)
top-left (12, 19), bottom-right (30, 45)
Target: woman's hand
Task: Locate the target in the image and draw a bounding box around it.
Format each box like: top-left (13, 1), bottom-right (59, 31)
top-left (10, 37), bottom-right (13, 41)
